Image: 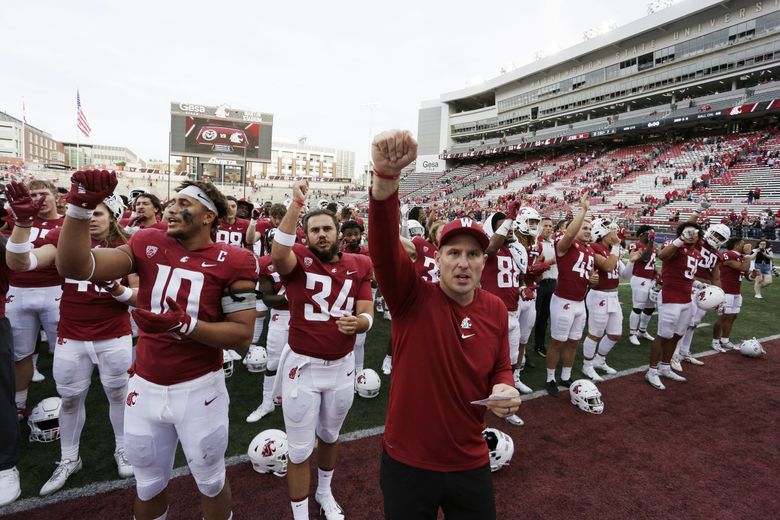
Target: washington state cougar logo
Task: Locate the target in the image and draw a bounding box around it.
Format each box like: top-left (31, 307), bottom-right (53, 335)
top-left (126, 390), bottom-right (139, 407)
top-left (563, 303), bottom-right (571, 310)
top-left (599, 300), bottom-right (606, 307)
top-left (261, 439), bottom-right (276, 457)
top-left (356, 374), bottom-right (366, 385)
top-left (146, 246), bottom-right (158, 258)
top-left (288, 367), bottom-right (299, 380)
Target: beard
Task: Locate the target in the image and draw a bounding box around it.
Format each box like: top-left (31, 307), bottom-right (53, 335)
top-left (309, 241), bottom-right (340, 263)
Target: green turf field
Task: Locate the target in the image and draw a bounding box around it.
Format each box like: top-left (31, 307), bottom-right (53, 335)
top-left (15, 276), bottom-right (780, 499)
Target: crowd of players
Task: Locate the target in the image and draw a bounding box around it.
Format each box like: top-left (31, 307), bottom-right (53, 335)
top-left (0, 128), bottom-right (773, 519)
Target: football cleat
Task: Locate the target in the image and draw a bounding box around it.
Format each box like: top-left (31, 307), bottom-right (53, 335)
top-left (628, 335), bottom-right (641, 346)
top-left (712, 342), bottom-right (728, 353)
top-left (0, 467), bottom-right (21, 507)
top-left (720, 341), bottom-right (738, 351)
top-left (545, 380), bottom-right (560, 397)
top-left (114, 448), bottom-right (134, 478)
top-left (645, 371), bottom-right (665, 390)
top-left (246, 400), bottom-right (275, 423)
top-left (535, 345), bottom-right (547, 358)
top-left (315, 491), bottom-right (346, 520)
top-left (670, 356), bottom-right (683, 373)
top-left (639, 330), bottom-right (655, 341)
top-left (505, 414), bottom-right (525, 426)
top-left (559, 378), bottom-right (573, 388)
top-left (659, 367), bottom-right (687, 382)
top-left (683, 355), bottom-right (704, 366)
top-left (593, 358), bottom-right (617, 375)
top-left (381, 355), bottom-right (392, 375)
top-left (31, 368), bottom-right (46, 383)
top-left (581, 365), bottom-right (604, 382)
top-left (39, 458), bottom-right (82, 496)
top-left (513, 369), bottom-right (533, 394)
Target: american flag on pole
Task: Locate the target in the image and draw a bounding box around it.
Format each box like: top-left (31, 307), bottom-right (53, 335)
top-left (76, 90), bottom-right (91, 138)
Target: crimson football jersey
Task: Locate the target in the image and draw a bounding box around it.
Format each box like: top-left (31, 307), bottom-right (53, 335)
top-left (628, 241), bottom-right (657, 280)
top-left (720, 250), bottom-right (744, 295)
top-left (660, 240), bottom-right (701, 304)
top-left (695, 241), bottom-right (721, 282)
top-left (591, 242), bottom-right (620, 291)
top-left (43, 229), bottom-right (132, 341)
top-left (255, 219), bottom-right (277, 256)
top-left (280, 243), bottom-right (373, 360)
top-left (9, 216), bottom-right (64, 288)
top-left (258, 255), bottom-right (288, 311)
top-left (553, 239), bottom-right (594, 301)
top-left (480, 245), bottom-right (521, 311)
top-left (412, 236), bottom-right (438, 282)
top-left (214, 217), bottom-right (251, 249)
top-left (129, 229), bottom-right (258, 385)
top-left (522, 241), bottom-right (542, 286)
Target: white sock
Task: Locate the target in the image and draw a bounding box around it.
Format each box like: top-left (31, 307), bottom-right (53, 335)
top-left (639, 312), bottom-right (653, 332)
top-left (15, 388), bottom-right (28, 409)
top-left (59, 392), bottom-right (87, 462)
top-left (291, 498), bottom-right (309, 520)
top-left (583, 337), bottom-right (598, 361)
top-left (32, 353), bottom-right (39, 370)
top-left (629, 312), bottom-right (640, 334)
top-left (316, 467), bottom-right (334, 497)
top-left (712, 339), bottom-right (720, 347)
top-left (679, 327), bottom-right (694, 356)
top-left (648, 366), bottom-right (658, 375)
top-left (252, 317), bottom-right (265, 344)
top-left (561, 367), bottom-right (572, 380)
top-left (597, 336), bottom-right (617, 357)
top-left (263, 373), bottom-right (276, 404)
top-left (546, 368), bottom-right (556, 382)
top-left (658, 362), bottom-right (670, 373)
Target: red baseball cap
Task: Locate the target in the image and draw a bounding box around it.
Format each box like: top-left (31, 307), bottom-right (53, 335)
top-left (438, 217), bottom-right (490, 252)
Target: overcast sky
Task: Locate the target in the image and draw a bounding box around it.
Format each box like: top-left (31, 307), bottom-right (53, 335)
top-left (0, 0), bottom-right (650, 175)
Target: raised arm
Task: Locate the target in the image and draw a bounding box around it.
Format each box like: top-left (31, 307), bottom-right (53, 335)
top-left (2, 182), bottom-right (56, 272)
top-left (659, 224), bottom-right (699, 261)
top-left (271, 181), bottom-right (307, 276)
top-left (556, 195), bottom-right (589, 256)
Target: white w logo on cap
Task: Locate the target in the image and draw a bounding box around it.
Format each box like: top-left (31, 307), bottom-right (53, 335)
top-left (459, 218), bottom-right (473, 227)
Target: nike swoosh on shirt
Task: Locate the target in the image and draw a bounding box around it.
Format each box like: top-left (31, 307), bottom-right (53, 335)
top-left (461, 334), bottom-right (476, 339)
top-left (346, 270), bottom-right (357, 275)
top-left (347, 369), bottom-right (354, 377)
top-left (201, 263), bottom-right (217, 268)
top-left (204, 396), bottom-right (218, 406)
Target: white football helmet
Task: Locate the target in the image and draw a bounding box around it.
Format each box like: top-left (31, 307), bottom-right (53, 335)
top-left (591, 217), bottom-right (617, 241)
top-left (649, 280), bottom-right (661, 302)
top-left (569, 379), bottom-right (604, 414)
top-left (248, 429), bottom-right (288, 477)
top-left (407, 219), bottom-right (425, 238)
top-left (245, 345), bottom-right (268, 373)
top-left (355, 369), bottom-right (381, 398)
top-left (695, 284), bottom-right (725, 311)
top-left (318, 199), bottom-right (330, 210)
top-left (514, 207), bottom-right (541, 238)
top-left (102, 194), bottom-right (126, 221)
top-left (703, 223), bottom-right (730, 249)
top-left (482, 428), bottom-right (514, 472)
top-left (28, 397), bottom-right (62, 443)
top-left (222, 350), bottom-right (234, 378)
top-left (739, 338), bottom-right (767, 358)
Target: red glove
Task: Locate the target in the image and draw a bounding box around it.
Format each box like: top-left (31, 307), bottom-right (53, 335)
top-left (520, 285), bottom-right (537, 301)
top-left (131, 297), bottom-right (196, 337)
top-left (67, 169), bottom-right (118, 209)
top-left (526, 262), bottom-right (550, 277)
top-left (128, 214), bottom-right (146, 228)
top-left (3, 182), bottom-right (43, 225)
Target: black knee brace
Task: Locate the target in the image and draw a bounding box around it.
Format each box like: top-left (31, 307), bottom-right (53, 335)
top-left (632, 308), bottom-right (642, 315)
top-left (642, 308), bottom-right (654, 315)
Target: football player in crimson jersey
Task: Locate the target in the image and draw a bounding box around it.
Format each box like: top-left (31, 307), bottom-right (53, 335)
top-left (645, 222), bottom-right (702, 390)
top-left (339, 219), bottom-right (373, 375)
top-left (255, 203), bottom-right (287, 257)
top-left (582, 218), bottom-right (623, 383)
top-left (56, 171), bottom-right (257, 520)
top-left (627, 225), bottom-right (658, 346)
top-left (4, 182), bottom-right (137, 494)
top-left (545, 196), bottom-right (596, 397)
top-left (214, 196), bottom-right (256, 249)
top-left (674, 222), bottom-right (728, 365)
top-left (122, 193), bottom-right (167, 232)
top-left (3, 179), bottom-right (64, 418)
top-left (370, 130), bottom-right (519, 520)
top-left (271, 181), bottom-right (374, 520)
top-left (713, 238), bottom-right (757, 350)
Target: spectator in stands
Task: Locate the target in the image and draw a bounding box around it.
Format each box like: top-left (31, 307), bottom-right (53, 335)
top-left (754, 187), bottom-right (761, 202)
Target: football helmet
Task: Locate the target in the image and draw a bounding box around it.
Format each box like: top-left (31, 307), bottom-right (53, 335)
top-left (248, 429), bottom-right (288, 477)
top-left (355, 369), bottom-right (381, 398)
top-left (406, 219), bottom-right (425, 238)
top-left (569, 379), bottom-right (604, 414)
top-left (514, 207), bottom-right (541, 238)
top-left (649, 280), bottom-right (661, 302)
top-left (482, 428), bottom-right (514, 472)
top-left (318, 199), bottom-right (330, 210)
top-left (102, 194), bottom-right (126, 221)
top-left (222, 350), bottom-right (234, 378)
top-left (591, 218), bottom-right (617, 241)
top-left (28, 397), bottom-right (62, 443)
top-left (739, 338), bottom-right (767, 358)
top-left (244, 345), bottom-right (268, 373)
top-left (703, 224), bottom-right (730, 249)
top-left (695, 284), bottom-right (725, 311)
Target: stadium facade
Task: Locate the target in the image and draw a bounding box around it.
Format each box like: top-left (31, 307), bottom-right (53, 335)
top-left (62, 142), bottom-right (144, 170)
top-left (0, 110), bottom-right (66, 167)
top-left (254, 141), bottom-right (356, 181)
top-left (417, 0), bottom-right (780, 164)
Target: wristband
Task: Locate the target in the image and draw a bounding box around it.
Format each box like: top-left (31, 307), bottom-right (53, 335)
top-left (373, 169), bottom-right (400, 180)
top-left (273, 230), bottom-right (296, 247)
top-left (672, 238), bottom-right (685, 248)
top-left (26, 252), bottom-right (38, 272)
top-left (5, 240), bottom-right (32, 254)
top-left (358, 312), bottom-right (374, 331)
top-left (112, 286), bottom-right (133, 303)
top-left (66, 204), bottom-right (94, 220)
top-left (495, 219), bottom-right (512, 237)
top-left (185, 316), bottom-right (198, 335)
top-left (293, 198), bottom-right (305, 206)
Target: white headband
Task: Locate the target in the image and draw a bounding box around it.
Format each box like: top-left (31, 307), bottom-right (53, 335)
top-left (178, 185), bottom-right (218, 214)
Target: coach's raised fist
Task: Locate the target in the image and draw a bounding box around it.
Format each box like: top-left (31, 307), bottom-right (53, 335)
top-left (67, 169), bottom-right (118, 209)
top-left (372, 130), bottom-right (417, 178)
top-left (580, 195), bottom-right (590, 211)
top-left (292, 181), bottom-right (309, 203)
top-left (3, 181), bottom-right (43, 225)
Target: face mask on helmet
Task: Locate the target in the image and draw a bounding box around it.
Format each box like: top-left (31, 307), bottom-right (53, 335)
top-left (514, 208), bottom-right (541, 238)
top-left (222, 350), bottom-right (234, 378)
top-left (244, 345), bottom-right (268, 373)
top-left (407, 220), bottom-right (425, 238)
top-left (482, 427), bottom-right (514, 472)
top-left (248, 429), bottom-right (289, 477)
top-left (355, 369), bottom-right (381, 398)
top-left (704, 224), bottom-right (730, 249)
top-left (28, 397), bottom-right (62, 443)
top-left (569, 379), bottom-right (604, 414)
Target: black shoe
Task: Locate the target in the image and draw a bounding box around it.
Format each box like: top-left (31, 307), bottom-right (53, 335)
top-left (559, 378), bottom-right (573, 388)
top-left (545, 380), bottom-right (560, 397)
top-left (524, 357), bottom-right (536, 369)
top-left (535, 346), bottom-right (547, 358)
